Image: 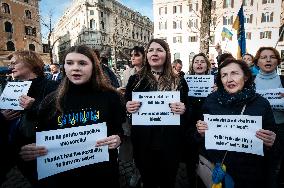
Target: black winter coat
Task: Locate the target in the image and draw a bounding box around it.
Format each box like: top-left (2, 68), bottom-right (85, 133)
top-left (198, 92), bottom-right (277, 188)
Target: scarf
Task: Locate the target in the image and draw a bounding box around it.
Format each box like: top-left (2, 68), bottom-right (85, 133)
top-left (216, 84), bottom-right (256, 106)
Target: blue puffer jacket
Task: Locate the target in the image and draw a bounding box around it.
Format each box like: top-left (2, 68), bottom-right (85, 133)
top-left (198, 92), bottom-right (278, 188)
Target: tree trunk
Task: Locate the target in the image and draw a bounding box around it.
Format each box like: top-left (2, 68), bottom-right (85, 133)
top-left (199, 0), bottom-right (212, 55)
top-left (48, 32), bottom-right (53, 64)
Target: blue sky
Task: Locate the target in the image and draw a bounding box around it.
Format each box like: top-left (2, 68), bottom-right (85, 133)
top-left (39, 0), bottom-right (153, 41)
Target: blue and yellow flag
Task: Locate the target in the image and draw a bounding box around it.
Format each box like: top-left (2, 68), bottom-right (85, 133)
top-left (232, 4), bottom-right (246, 59)
top-left (221, 27), bottom-right (233, 40)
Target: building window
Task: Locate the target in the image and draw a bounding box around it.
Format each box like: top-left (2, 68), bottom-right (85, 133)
top-left (246, 32), bottom-right (252, 39)
top-left (189, 3), bottom-right (193, 11)
top-left (101, 21), bottom-right (104, 29)
top-left (262, 0), bottom-right (274, 4)
top-left (2, 3), bottom-right (10, 14)
top-left (188, 19), bottom-right (198, 28)
top-left (173, 36), bottom-right (182, 43)
top-left (212, 1), bottom-right (216, 9)
top-left (174, 53), bottom-right (180, 60)
top-left (173, 20), bottom-right (182, 29)
top-left (280, 25), bottom-right (284, 42)
top-left (173, 5), bottom-right (182, 14)
top-left (261, 12), bottom-right (273, 22)
top-left (90, 19), bottom-right (95, 29)
top-left (243, 0), bottom-right (253, 6)
top-left (101, 12), bottom-right (103, 17)
top-left (223, 0), bottom-right (234, 8)
top-left (29, 44), bottom-right (35, 51)
top-left (6, 41), bottom-right (15, 51)
top-left (25, 10), bottom-right (32, 19)
top-left (159, 7), bottom-right (167, 15)
top-left (159, 21), bottom-right (167, 30)
top-left (188, 36), bottom-right (198, 42)
top-left (90, 10), bottom-right (94, 15)
top-left (244, 14), bottom-right (253, 23)
top-left (25, 26), bottom-right (33, 35)
top-left (260, 31), bottom-right (272, 39)
top-left (223, 16), bottom-right (233, 25)
top-left (210, 35), bottom-right (215, 44)
top-left (24, 0), bottom-right (29, 3)
top-left (5, 21), bottom-right (13, 32)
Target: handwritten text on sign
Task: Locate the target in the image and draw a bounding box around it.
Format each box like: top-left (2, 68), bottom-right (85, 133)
top-left (36, 123), bottom-right (109, 180)
top-left (204, 114), bottom-right (263, 156)
top-left (184, 75), bottom-right (214, 97)
top-left (256, 88), bottom-right (284, 110)
top-left (132, 91), bottom-right (180, 125)
top-left (0, 81), bottom-right (32, 110)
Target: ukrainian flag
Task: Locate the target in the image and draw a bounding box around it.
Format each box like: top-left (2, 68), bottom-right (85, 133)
top-left (232, 4), bottom-right (246, 59)
top-left (221, 27), bottom-right (233, 40)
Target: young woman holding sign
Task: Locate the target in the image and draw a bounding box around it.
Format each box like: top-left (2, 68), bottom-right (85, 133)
top-left (125, 39), bottom-right (189, 188)
top-left (19, 45), bottom-right (125, 187)
top-left (254, 47), bottom-right (284, 187)
top-left (196, 59), bottom-right (277, 188)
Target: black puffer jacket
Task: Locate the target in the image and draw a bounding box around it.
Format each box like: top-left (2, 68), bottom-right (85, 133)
top-left (197, 91), bottom-right (277, 188)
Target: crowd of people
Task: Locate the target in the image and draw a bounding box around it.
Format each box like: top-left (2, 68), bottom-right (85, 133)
top-left (0, 39), bottom-right (283, 188)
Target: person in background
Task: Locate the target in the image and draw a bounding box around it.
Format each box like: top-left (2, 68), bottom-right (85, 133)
top-left (172, 59), bottom-right (185, 77)
top-left (186, 53), bottom-right (211, 188)
top-left (242, 53), bottom-right (259, 77)
top-left (196, 58), bottom-right (277, 188)
top-left (46, 63), bottom-right (63, 82)
top-left (94, 49), bottom-right (120, 88)
top-left (125, 39), bottom-right (189, 188)
top-left (19, 45), bottom-right (125, 187)
top-left (209, 58), bottom-right (218, 76)
top-left (7, 51), bottom-right (58, 186)
top-left (215, 43), bottom-right (235, 66)
top-left (254, 47), bottom-right (284, 188)
top-left (121, 46), bottom-right (144, 89)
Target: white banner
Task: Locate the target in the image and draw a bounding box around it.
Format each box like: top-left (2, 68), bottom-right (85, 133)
top-left (36, 123), bottom-right (109, 180)
top-left (256, 88), bottom-right (284, 110)
top-left (184, 75), bottom-right (214, 97)
top-left (132, 91), bottom-right (180, 125)
top-left (204, 114), bottom-right (263, 156)
top-left (0, 81), bottom-right (32, 110)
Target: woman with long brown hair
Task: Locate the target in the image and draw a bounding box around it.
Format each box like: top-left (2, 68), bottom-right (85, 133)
top-left (19, 45), bottom-right (125, 187)
top-left (125, 39), bottom-right (189, 188)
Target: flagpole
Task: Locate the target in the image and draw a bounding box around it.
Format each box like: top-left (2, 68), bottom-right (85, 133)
top-left (275, 27), bottom-right (284, 48)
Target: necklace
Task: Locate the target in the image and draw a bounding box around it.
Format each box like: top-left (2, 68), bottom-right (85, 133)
top-left (151, 70), bottom-right (163, 75)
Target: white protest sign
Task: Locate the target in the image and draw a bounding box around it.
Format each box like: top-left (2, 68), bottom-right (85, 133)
top-left (256, 88), bottom-right (284, 110)
top-left (204, 114), bottom-right (263, 156)
top-left (0, 81), bottom-right (32, 110)
top-left (36, 123), bottom-right (109, 180)
top-left (184, 75), bottom-right (214, 97)
top-left (132, 91), bottom-right (180, 125)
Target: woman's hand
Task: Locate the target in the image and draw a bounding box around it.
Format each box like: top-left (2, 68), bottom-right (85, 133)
top-left (1, 109), bottom-right (20, 121)
top-left (169, 102), bottom-right (186, 114)
top-left (19, 143), bottom-right (47, 161)
top-left (256, 129), bottom-right (276, 147)
top-left (211, 84), bottom-right (218, 92)
top-left (196, 120), bottom-right (208, 137)
top-left (19, 95), bottom-right (35, 109)
top-left (126, 101), bottom-right (141, 113)
top-left (96, 135), bottom-right (121, 149)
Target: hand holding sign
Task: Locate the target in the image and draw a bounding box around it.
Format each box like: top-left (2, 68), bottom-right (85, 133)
top-left (20, 143), bottom-right (47, 161)
top-left (256, 129), bottom-right (276, 147)
top-left (19, 95), bottom-right (35, 109)
top-left (1, 109), bottom-right (20, 120)
top-left (96, 135), bottom-right (121, 149)
top-left (126, 101), bottom-right (141, 113)
top-left (196, 120), bottom-right (208, 137)
top-left (169, 102), bottom-right (186, 114)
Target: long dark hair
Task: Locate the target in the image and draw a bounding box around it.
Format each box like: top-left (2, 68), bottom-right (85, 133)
top-left (55, 45), bottom-right (116, 112)
top-left (216, 58), bottom-right (253, 90)
top-left (138, 38), bottom-right (179, 91)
